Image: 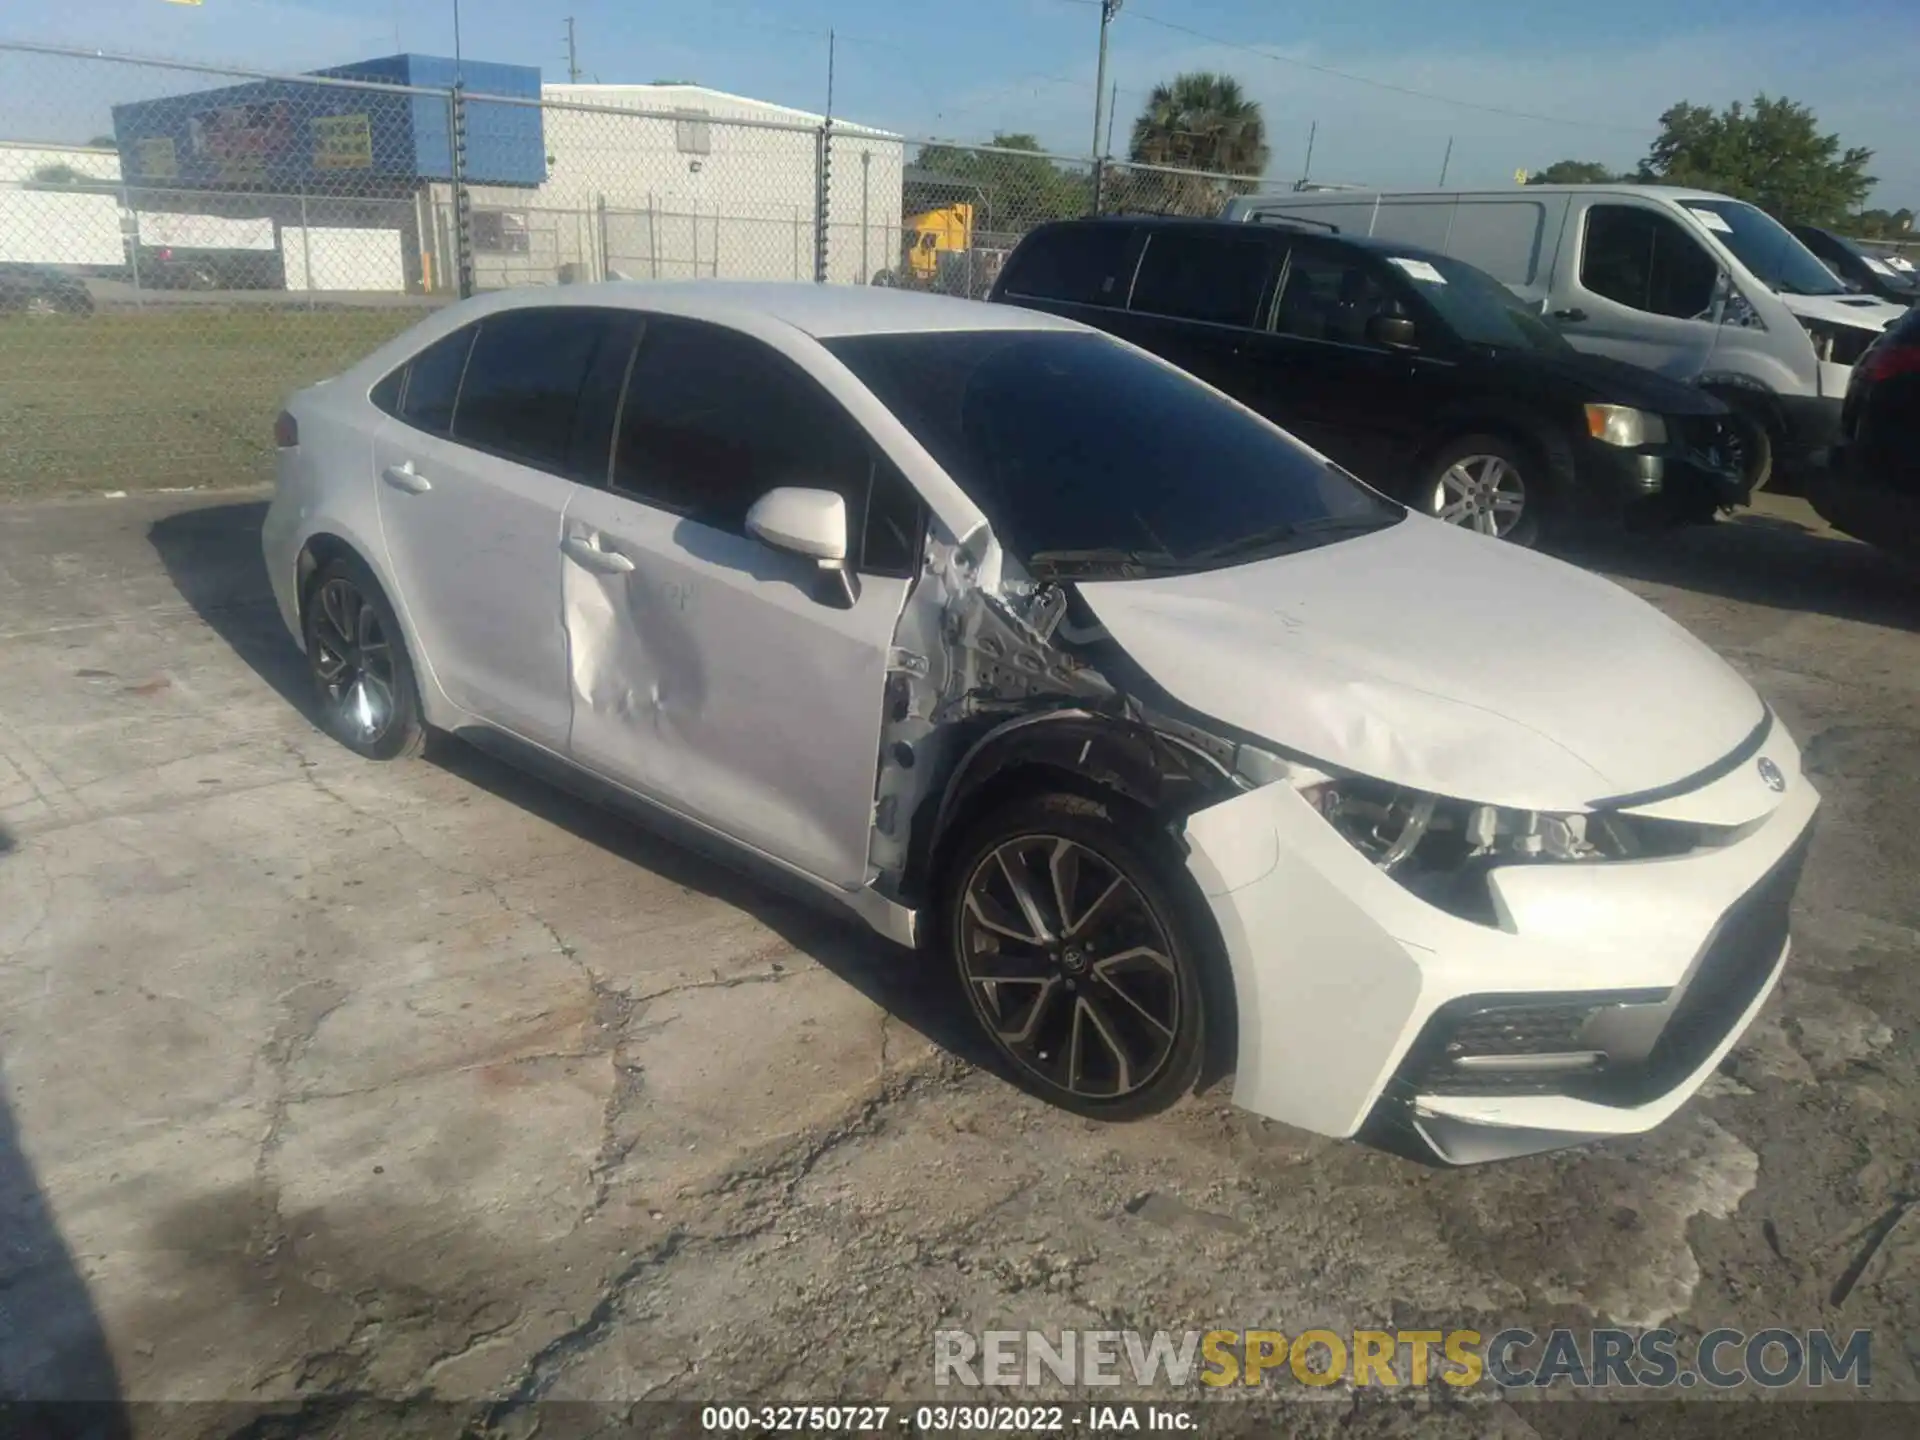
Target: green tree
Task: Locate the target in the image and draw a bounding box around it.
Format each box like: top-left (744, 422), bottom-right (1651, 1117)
top-left (1119, 73), bottom-right (1267, 215)
top-left (1127, 72), bottom-right (1268, 175)
top-left (1526, 159), bottom-right (1622, 185)
top-left (1636, 96), bottom-right (1875, 225)
top-left (912, 132), bottom-right (1089, 231)
top-left (1851, 207), bottom-right (1916, 240)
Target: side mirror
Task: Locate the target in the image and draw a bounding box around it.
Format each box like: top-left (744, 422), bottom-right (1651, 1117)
top-left (1365, 313), bottom-right (1418, 349)
top-left (746, 487), bottom-right (857, 607)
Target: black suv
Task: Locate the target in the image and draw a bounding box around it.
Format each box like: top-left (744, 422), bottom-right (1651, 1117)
top-left (989, 217), bottom-right (1756, 545)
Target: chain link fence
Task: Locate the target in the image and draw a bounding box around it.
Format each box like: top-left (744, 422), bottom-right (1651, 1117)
top-left (0, 38), bottom-right (1252, 500)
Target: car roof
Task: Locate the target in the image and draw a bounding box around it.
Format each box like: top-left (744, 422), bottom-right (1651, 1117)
top-left (459, 280), bottom-right (1084, 339)
top-left (1033, 213), bottom-right (1448, 262)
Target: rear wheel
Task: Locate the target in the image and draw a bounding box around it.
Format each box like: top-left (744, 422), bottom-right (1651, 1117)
top-left (1418, 433), bottom-right (1553, 547)
top-left (943, 792), bottom-right (1211, 1121)
top-left (302, 556), bottom-right (425, 761)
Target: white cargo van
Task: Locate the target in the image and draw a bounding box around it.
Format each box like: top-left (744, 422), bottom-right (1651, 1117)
top-left (1222, 185), bottom-right (1906, 478)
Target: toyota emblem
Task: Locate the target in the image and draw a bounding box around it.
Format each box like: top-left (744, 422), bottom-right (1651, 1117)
top-left (1757, 757), bottom-right (1786, 793)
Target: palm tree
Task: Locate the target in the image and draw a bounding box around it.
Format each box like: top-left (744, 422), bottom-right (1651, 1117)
top-left (1128, 72), bottom-right (1269, 177)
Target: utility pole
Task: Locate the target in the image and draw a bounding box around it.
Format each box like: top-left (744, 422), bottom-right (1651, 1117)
top-left (1104, 80), bottom-right (1118, 158)
top-left (1437, 136), bottom-right (1454, 186)
top-left (1091, 0), bottom-right (1122, 161)
top-left (564, 16), bottom-right (581, 83)
top-left (1302, 120), bottom-right (1317, 187)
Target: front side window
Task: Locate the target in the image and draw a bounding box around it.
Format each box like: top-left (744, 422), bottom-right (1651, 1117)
top-left (612, 317), bottom-right (922, 575)
top-left (395, 325), bottom-right (475, 436)
top-left (1271, 248), bottom-right (1402, 346)
top-left (1580, 205), bottom-right (1719, 319)
top-left (824, 329), bottom-right (1400, 578)
top-left (1129, 231), bottom-right (1273, 328)
top-left (452, 307), bottom-right (637, 480)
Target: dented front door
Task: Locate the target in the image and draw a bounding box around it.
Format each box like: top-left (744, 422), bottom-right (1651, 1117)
top-left (558, 485), bottom-right (908, 889)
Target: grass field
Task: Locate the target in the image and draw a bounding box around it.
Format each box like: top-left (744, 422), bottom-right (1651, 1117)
top-left (0, 308), bottom-right (428, 500)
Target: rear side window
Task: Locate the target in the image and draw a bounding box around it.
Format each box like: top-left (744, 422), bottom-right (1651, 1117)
top-left (998, 225), bottom-right (1135, 307)
top-left (397, 326), bottom-right (475, 436)
top-left (452, 307), bottom-right (638, 480)
top-left (1130, 231), bottom-right (1273, 328)
top-left (1580, 205), bottom-right (1718, 320)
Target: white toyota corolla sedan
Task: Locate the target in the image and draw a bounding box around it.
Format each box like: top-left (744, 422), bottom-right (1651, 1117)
top-left (264, 281), bottom-right (1817, 1164)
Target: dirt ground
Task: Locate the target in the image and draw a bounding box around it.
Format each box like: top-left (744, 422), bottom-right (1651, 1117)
top-left (0, 489), bottom-right (1916, 1439)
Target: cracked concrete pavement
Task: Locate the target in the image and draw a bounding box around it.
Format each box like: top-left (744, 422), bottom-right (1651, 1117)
top-left (0, 489), bottom-right (1916, 1436)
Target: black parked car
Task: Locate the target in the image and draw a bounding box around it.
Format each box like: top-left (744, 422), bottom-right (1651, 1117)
top-left (1790, 225), bottom-right (1918, 307)
top-left (0, 263), bottom-right (94, 316)
top-left (1809, 304), bottom-right (1920, 560)
top-left (989, 217), bottom-right (1759, 546)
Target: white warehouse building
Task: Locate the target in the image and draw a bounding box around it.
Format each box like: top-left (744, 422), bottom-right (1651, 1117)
top-left (450, 83), bottom-right (906, 291)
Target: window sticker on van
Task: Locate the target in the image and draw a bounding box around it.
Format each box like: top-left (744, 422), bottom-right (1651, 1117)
top-left (1686, 207), bottom-right (1734, 234)
top-left (1388, 257), bottom-right (1447, 284)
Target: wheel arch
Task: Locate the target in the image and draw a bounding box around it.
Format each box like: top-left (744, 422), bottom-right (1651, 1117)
top-left (1411, 403), bottom-right (1578, 495)
top-left (905, 709), bottom-right (1242, 1091)
top-left (292, 527), bottom-right (456, 730)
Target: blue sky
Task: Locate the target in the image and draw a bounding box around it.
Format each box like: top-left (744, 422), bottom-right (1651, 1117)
top-left (8, 0), bottom-right (1918, 206)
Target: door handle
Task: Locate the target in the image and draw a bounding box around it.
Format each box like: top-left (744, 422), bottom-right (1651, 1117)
top-left (562, 535), bottom-right (636, 575)
top-left (382, 461), bottom-right (431, 494)
top-left (1551, 307), bottom-right (1588, 323)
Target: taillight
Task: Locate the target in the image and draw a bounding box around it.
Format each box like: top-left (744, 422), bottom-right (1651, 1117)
top-left (274, 410), bottom-right (299, 448)
top-left (1861, 340), bottom-right (1920, 383)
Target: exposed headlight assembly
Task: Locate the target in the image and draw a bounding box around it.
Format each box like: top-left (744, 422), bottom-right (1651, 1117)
top-left (1296, 776), bottom-right (1699, 925)
top-left (1584, 404), bottom-right (1668, 448)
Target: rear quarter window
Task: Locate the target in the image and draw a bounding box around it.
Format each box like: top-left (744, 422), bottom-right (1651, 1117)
top-left (999, 225), bottom-right (1136, 307)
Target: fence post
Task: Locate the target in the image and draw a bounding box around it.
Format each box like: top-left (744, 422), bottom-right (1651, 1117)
top-left (595, 193), bottom-right (609, 280)
top-left (813, 120), bottom-right (832, 284)
top-left (120, 188), bottom-right (143, 311)
top-left (448, 82), bottom-right (474, 299)
top-left (298, 184), bottom-right (315, 309)
top-left (859, 149), bottom-right (871, 284)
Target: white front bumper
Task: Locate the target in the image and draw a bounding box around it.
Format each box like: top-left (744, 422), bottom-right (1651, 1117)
top-left (1181, 763), bottom-right (1818, 1163)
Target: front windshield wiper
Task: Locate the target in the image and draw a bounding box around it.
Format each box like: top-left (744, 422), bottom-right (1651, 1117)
top-left (1026, 546), bottom-right (1180, 579)
top-left (1179, 511), bottom-right (1401, 566)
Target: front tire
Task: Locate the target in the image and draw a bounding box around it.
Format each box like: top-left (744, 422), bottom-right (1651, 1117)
top-left (1419, 432), bottom-right (1553, 546)
top-left (302, 556), bottom-right (426, 761)
top-left (942, 792), bottom-right (1211, 1121)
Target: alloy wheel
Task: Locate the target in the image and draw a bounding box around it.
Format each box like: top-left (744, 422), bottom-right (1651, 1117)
top-left (1430, 454), bottom-right (1527, 537)
top-left (958, 835), bottom-right (1181, 1100)
top-left (310, 577), bottom-right (397, 745)
top-left (23, 295), bottom-right (58, 317)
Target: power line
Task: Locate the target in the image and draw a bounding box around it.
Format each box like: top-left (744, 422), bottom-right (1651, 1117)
top-left (1124, 8), bottom-right (1654, 134)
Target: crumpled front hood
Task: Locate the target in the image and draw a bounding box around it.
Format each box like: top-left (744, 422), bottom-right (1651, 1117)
top-left (1077, 516), bottom-right (1765, 812)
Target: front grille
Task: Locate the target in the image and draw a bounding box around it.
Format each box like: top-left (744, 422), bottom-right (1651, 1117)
top-left (1378, 827), bottom-right (1811, 1110)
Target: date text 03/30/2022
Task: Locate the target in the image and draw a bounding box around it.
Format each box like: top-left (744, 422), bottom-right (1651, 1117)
top-left (699, 1405), bottom-right (1195, 1432)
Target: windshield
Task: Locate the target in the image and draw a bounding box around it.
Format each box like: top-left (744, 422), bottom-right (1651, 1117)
top-left (1683, 199), bottom-right (1849, 296)
top-left (824, 330), bottom-right (1401, 577)
top-left (1384, 253), bottom-right (1575, 354)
